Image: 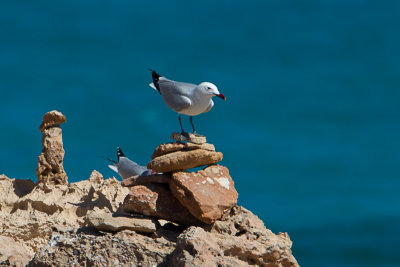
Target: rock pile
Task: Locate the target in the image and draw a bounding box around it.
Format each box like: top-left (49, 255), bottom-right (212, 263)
top-left (122, 140), bottom-right (238, 224)
top-left (36, 110), bottom-right (68, 185)
top-left (147, 141), bottom-right (222, 172)
top-left (0, 111), bottom-right (299, 266)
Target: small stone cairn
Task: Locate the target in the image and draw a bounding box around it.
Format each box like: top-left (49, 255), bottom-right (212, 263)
top-left (36, 110), bottom-right (68, 185)
top-left (122, 132), bottom-right (239, 224)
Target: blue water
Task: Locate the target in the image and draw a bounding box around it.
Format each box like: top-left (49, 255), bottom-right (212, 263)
top-left (1, 1), bottom-right (399, 266)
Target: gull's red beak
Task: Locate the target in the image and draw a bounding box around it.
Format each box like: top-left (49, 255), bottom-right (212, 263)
top-left (217, 93), bottom-right (226, 101)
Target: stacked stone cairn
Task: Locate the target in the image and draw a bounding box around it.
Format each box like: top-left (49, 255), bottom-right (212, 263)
top-left (121, 133), bottom-right (239, 225)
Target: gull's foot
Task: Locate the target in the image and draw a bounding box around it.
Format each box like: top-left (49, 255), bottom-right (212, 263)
top-left (181, 131), bottom-right (190, 138)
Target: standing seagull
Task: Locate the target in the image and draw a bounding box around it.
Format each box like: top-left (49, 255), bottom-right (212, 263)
top-left (107, 147), bottom-right (154, 179)
top-left (149, 70), bottom-right (226, 136)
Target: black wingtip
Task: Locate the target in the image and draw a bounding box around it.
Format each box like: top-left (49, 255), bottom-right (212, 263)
top-left (117, 147), bottom-right (125, 161)
top-left (149, 68), bottom-right (161, 93)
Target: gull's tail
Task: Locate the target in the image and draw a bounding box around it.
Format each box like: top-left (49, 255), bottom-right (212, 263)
top-left (103, 156), bottom-right (117, 164)
top-left (148, 68), bottom-right (161, 93)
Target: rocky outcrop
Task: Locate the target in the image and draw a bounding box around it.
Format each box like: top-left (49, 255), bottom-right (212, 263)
top-left (0, 173), bottom-right (298, 267)
top-left (0, 111), bottom-right (299, 266)
top-left (0, 172), bottom-right (128, 259)
top-left (29, 229), bottom-right (176, 266)
top-left (170, 165), bottom-right (238, 224)
top-left (36, 110), bottom-right (68, 185)
top-left (28, 205), bottom-right (298, 267)
top-left (172, 207), bottom-right (297, 266)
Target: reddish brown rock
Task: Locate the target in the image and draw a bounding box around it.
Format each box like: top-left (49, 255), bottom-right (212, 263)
top-left (151, 142), bottom-right (215, 159)
top-left (122, 184), bottom-right (201, 225)
top-left (148, 149), bottom-right (223, 173)
top-left (121, 174), bottom-right (170, 187)
top-left (170, 165), bottom-right (238, 224)
top-left (36, 110), bottom-right (68, 185)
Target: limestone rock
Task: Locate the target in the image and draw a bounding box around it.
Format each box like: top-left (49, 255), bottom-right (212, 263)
top-left (148, 149), bottom-right (223, 173)
top-left (151, 141), bottom-right (215, 159)
top-left (0, 235), bottom-right (31, 267)
top-left (1, 172), bottom-right (298, 266)
top-left (87, 211), bottom-right (156, 233)
top-left (29, 230), bottom-right (175, 266)
top-left (0, 173), bottom-right (128, 256)
top-left (170, 165), bottom-right (238, 224)
top-left (171, 206), bottom-right (298, 267)
top-left (88, 170), bottom-right (104, 184)
top-left (171, 132), bottom-right (206, 144)
top-left (39, 110), bottom-right (66, 132)
top-left (36, 110), bottom-right (68, 185)
top-left (171, 225), bottom-right (298, 267)
top-left (122, 184), bottom-right (201, 225)
top-left (121, 173), bottom-right (170, 187)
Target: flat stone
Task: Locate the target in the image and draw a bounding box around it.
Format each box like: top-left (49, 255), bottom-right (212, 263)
top-left (170, 165), bottom-right (238, 224)
top-left (121, 174), bottom-right (170, 187)
top-left (151, 142), bottom-right (215, 159)
top-left (87, 211), bottom-right (156, 233)
top-left (171, 132), bottom-right (206, 144)
top-left (147, 149), bottom-right (223, 173)
top-left (39, 110), bottom-right (66, 132)
top-left (122, 184), bottom-right (201, 225)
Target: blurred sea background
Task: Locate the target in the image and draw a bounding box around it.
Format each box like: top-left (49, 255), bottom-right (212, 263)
top-left (1, 1), bottom-right (399, 266)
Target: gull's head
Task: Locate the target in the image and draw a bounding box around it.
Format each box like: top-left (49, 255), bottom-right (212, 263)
top-left (198, 82), bottom-right (226, 100)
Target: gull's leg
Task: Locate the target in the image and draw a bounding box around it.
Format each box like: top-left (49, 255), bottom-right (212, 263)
top-left (179, 114), bottom-right (189, 137)
top-left (190, 116), bottom-right (204, 137)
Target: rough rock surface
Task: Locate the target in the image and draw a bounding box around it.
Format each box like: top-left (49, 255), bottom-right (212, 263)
top-left (0, 235), bottom-right (31, 267)
top-left (171, 206), bottom-right (298, 267)
top-left (29, 229), bottom-right (175, 267)
top-left (148, 149), bottom-right (223, 173)
top-left (36, 110), bottom-right (68, 185)
top-left (170, 165), bottom-right (238, 224)
top-left (151, 141), bottom-right (215, 159)
top-left (87, 211), bottom-right (157, 233)
top-left (30, 206), bottom-right (298, 267)
top-left (0, 172), bottom-right (128, 258)
top-left (39, 110), bottom-right (66, 132)
top-left (122, 184), bottom-right (201, 225)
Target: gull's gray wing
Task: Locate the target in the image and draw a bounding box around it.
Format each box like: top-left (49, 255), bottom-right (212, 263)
top-left (158, 80), bottom-right (196, 112)
top-left (117, 157), bottom-right (149, 179)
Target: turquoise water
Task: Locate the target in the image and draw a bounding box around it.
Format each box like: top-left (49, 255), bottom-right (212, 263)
top-left (1, 1), bottom-right (400, 266)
